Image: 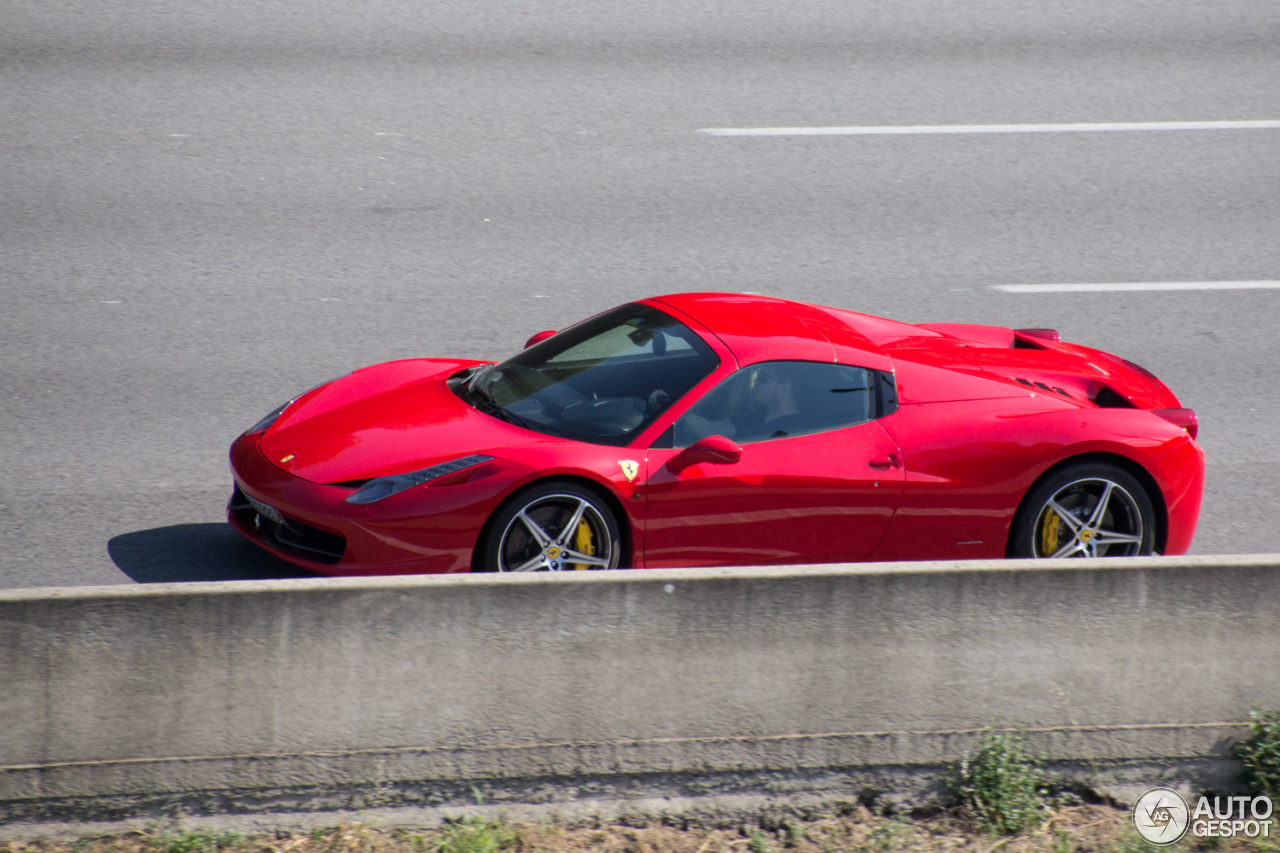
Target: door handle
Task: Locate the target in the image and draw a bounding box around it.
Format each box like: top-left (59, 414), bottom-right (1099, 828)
top-left (869, 454), bottom-right (899, 470)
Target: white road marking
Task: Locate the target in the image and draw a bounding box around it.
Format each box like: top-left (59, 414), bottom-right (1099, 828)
top-left (991, 281), bottom-right (1280, 293)
top-left (699, 120), bottom-right (1280, 137)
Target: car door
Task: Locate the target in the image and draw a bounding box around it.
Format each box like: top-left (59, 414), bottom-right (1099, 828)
top-left (641, 361), bottom-right (905, 567)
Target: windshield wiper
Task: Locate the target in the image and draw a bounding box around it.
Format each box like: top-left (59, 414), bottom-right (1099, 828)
top-left (468, 380), bottom-right (537, 431)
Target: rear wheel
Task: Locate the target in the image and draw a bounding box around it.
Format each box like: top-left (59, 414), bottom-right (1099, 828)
top-left (477, 482), bottom-right (622, 572)
top-left (1010, 462), bottom-right (1156, 558)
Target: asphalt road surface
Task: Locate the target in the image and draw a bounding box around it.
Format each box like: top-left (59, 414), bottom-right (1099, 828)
top-left (3, 0), bottom-right (1278, 589)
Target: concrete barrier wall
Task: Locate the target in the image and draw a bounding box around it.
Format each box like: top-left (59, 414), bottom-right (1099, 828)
top-left (3, 556), bottom-right (1280, 829)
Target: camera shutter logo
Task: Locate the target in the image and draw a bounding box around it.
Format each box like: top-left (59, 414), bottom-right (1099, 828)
top-left (1133, 787), bottom-right (1191, 845)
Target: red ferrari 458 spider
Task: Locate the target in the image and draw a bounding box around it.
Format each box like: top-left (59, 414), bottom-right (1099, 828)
top-left (229, 292), bottom-right (1203, 574)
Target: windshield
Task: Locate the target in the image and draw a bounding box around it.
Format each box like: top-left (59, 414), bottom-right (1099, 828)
top-left (468, 304), bottom-right (719, 446)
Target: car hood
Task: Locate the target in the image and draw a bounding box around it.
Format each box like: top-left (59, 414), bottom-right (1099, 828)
top-left (258, 358), bottom-right (544, 484)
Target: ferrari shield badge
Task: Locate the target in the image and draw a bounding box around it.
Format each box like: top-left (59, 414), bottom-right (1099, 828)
top-left (618, 459), bottom-right (640, 482)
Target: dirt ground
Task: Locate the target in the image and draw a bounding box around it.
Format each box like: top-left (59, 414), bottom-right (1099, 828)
top-left (2, 805), bottom-right (1274, 853)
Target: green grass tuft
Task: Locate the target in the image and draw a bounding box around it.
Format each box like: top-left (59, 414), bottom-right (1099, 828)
top-left (149, 830), bottom-right (241, 853)
top-left (747, 829), bottom-right (773, 853)
top-left (431, 818), bottom-right (516, 853)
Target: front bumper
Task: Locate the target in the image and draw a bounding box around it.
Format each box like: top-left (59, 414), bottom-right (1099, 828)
top-left (228, 484), bottom-right (348, 565)
top-left (228, 432), bottom-right (530, 575)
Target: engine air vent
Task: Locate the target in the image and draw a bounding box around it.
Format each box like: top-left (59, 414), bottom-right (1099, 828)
top-left (1014, 328), bottom-right (1060, 343)
top-left (1093, 386), bottom-right (1135, 409)
top-left (1014, 377), bottom-right (1071, 398)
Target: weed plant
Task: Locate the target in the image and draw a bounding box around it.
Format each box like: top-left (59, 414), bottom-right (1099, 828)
top-left (1232, 708), bottom-right (1280, 799)
top-left (954, 729), bottom-right (1049, 836)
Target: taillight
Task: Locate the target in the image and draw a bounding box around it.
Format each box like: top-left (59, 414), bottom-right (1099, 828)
top-left (1153, 408), bottom-right (1197, 440)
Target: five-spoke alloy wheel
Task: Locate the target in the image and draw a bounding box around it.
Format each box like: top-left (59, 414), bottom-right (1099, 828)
top-left (1010, 462), bottom-right (1157, 558)
top-left (477, 482), bottom-right (622, 572)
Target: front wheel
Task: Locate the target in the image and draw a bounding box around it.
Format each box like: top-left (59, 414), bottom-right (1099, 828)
top-left (476, 482), bottom-right (623, 572)
top-left (1009, 462), bottom-right (1157, 558)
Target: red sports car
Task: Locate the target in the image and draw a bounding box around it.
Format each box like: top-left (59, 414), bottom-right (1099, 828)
top-left (228, 292), bottom-right (1203, 574)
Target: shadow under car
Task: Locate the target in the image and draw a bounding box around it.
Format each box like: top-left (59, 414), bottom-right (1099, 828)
top-left (108, 523), bottom-right (318, 583)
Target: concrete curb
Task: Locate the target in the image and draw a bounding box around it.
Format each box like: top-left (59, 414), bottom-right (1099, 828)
top-left (3, 555), bottom-right (1279, 835)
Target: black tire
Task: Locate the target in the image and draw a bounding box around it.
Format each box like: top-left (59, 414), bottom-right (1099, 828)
top-left (476, 481), bottom-right (623, 572)
top-left (1009, 461), bottom-right (1157, 558)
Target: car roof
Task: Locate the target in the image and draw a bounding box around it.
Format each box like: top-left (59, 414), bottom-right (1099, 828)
top-left (645, 292), bottom-right (893, 372)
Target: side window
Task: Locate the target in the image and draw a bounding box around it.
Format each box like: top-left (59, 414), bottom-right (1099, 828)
top-left (670, 361), bottom-right (872, 447)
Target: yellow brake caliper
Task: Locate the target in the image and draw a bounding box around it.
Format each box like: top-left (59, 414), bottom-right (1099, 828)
top-left (1039, 507), bottom-right (1060, 556)
top-left (571, 519), bottom-right (595, 570)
